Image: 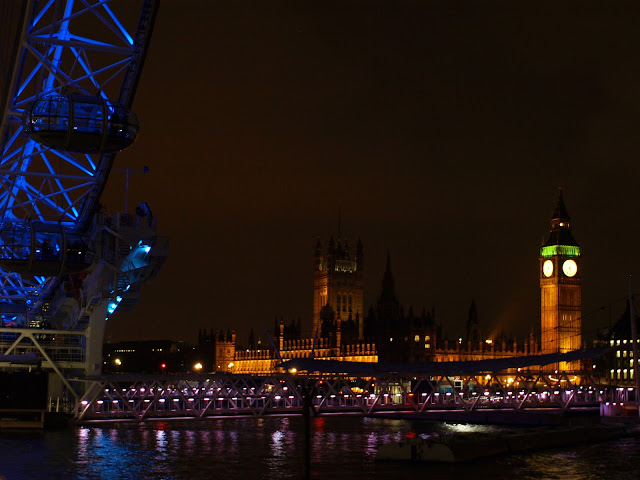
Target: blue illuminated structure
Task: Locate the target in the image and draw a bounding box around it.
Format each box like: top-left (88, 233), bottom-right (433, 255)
top-left (0, 0), bottom-right (157, 230)
top-left (0, 0), bottom-right (166, 383)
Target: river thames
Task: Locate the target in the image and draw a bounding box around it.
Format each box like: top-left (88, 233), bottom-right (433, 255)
top-left (0, 414), bottom-right (638, 479)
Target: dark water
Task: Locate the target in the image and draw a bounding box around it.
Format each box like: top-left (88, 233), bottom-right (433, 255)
top-left (0, 414), bottom-right (638, 479)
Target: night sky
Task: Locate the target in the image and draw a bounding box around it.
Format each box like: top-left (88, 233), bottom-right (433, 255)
top-left (103, 1), bottom-right (640, 347)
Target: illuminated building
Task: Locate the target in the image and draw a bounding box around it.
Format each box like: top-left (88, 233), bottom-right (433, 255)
top-left (605, 302), bottom-right (640, 385)
top-left (216, 193), bottom-right (597, 375)
top-left (231, 238), bottom-right (539, 375)
top-left (102, 331), bottom-right (236, 374)
top-left (213, 330), bottom-right (236, 372)
top-left (313, 236), bottom-right (364, 339)
top-left (539, 190), bottom-right (583, 370)
top-left (103, 340), bottom-right (187, 373)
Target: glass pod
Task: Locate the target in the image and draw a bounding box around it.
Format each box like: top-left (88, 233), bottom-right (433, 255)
top-left (0, 222), bottom-right (92, 276)
top-left (23, 94), bottom-right (139, 153)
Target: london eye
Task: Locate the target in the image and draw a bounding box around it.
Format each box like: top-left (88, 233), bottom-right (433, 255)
top-left (0, 0), bottom-right (166, 384)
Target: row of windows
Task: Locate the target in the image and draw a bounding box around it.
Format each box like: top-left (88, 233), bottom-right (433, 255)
top-left (389, 336), bottom-right (431, 349)
top-left (611, 368), bottom-right (635, 380)
top-left (616, 350), bottom-right (635, 358)
top-left (113, 348), bottom-right (164, 353)
top-left (392, 336), bottom-right (431, 342)
top-left (610, 339), bottom-right (640, 346)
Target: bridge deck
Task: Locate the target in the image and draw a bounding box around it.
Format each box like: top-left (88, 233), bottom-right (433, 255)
top-left (71, 370), bottom-right (629, 422)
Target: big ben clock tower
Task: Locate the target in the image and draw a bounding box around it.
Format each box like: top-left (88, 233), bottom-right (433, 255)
top-left (540, 190), bottom-right (582, 370)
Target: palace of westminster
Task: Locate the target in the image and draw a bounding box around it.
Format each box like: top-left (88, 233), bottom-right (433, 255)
top-left (211, 191), bottom-right (588, 375)
top-left (105, 192), bottom-right (636, 382)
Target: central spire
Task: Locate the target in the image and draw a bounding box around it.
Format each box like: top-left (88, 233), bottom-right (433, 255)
top-left (379, 252), bottom-right (397, 302)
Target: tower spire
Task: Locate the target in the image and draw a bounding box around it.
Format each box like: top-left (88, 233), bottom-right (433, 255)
top-left (544, 188), bottom-right (578, 248)
top-left (551, 187), bottom-right (571, 228)
top-left (380, 251), bottom-right (397, 302)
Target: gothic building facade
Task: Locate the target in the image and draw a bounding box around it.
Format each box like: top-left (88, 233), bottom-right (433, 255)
top-left (228, 192), bottom-right (587, 375)
top-left (312, 236), bottom-right (364, 339)
top-left (362, 253), bottom-right (437, 363)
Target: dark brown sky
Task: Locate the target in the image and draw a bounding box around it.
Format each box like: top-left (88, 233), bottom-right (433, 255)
top-left (103, 1), bottom-right (640, 346)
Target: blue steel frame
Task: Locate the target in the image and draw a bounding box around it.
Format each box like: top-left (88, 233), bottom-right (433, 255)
top-left (0, 0), bottom-right (157, 306)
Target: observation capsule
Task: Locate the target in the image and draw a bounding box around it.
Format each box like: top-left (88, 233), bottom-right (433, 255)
top-left (0, 222), bottom-right (92, 276)
top-left (23, 94), bottom-right (139, 153)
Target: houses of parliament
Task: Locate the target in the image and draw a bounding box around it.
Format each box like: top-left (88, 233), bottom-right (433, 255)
top-left (214, 192), bottom-right (583, 374)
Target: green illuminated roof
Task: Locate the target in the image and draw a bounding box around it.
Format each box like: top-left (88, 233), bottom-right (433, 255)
top-left (540, 245), bottom-right (581, 258)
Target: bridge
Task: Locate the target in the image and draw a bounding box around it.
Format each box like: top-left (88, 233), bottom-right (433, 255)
top-left (72, 370), bottom-right (631, 422)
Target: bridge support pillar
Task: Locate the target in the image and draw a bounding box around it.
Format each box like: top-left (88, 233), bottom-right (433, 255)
top-left (85, 302), bottom-right (109, 376)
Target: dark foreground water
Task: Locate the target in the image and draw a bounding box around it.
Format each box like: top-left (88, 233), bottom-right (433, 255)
top-left (0, 414), bottom-right (639, 480)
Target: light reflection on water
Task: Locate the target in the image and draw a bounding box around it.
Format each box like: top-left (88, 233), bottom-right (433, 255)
top-left (0, 416), bottom-right (638, 479)
top-left (502, 436), bottom-right (640, 480)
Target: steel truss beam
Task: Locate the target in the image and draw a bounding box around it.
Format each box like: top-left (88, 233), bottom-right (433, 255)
top-left (72, 370), bottom-right (611, 422)
top-left (0, 326), bottom-right (86, 398)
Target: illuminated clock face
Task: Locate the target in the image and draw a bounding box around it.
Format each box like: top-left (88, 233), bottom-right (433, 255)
top-left (562, 259), bottom-right (578, 277)
top-left (543, 260), bottom-right (553, 277)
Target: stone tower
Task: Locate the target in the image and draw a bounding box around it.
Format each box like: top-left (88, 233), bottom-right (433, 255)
top-left (539, 190), bottom-right (582, 370)
top-left (365, 253), bottom-right (403, 361)
top-left (313, 236), bottom-right (364, 339)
